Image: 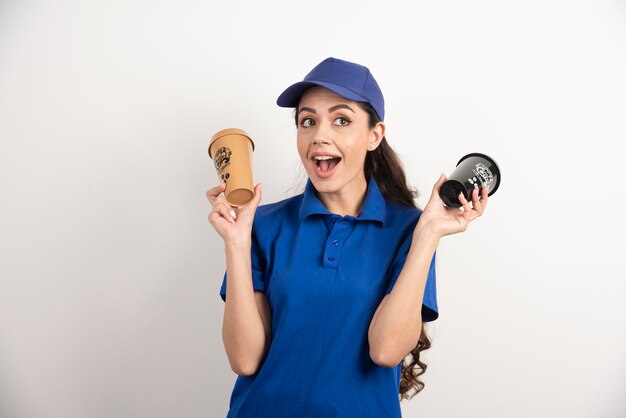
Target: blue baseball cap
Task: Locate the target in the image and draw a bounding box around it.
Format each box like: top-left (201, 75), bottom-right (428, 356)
top-left (276, 57), bottom-right (385, 121)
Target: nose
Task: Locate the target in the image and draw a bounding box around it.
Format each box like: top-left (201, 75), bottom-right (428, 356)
top-left (312, 120), bottom-right (333, 145)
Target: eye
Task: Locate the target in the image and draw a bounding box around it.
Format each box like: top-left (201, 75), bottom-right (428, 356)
top-left (299, 117), bottom-right (315, 127)
top-left (334, 117), bottom-right (350, 126)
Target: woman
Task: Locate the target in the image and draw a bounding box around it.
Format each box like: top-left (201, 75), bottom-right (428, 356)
top-left (206, 57), bottom-right (488, 418)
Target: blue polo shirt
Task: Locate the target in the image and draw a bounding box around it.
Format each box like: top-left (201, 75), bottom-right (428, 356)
top-left (219, 175), bottom-right (438, 418)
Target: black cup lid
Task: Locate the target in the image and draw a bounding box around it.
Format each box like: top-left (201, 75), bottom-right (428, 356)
top-left (456, 152), bottom-right (501, 197)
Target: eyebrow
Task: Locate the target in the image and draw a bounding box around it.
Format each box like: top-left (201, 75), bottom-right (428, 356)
top-left (298, 104), bottom-right (356, 116)
top-left (329, 104), bottom-right (355, 113)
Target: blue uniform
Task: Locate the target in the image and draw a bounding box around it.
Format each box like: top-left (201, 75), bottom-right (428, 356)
top-left (220, 175), bottom-right (438, 418)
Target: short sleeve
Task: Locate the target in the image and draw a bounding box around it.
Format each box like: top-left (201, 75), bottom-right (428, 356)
top-left (385, 235), bottom-right (439, 322)
top-left (219, 229), bottom-right (266, 302)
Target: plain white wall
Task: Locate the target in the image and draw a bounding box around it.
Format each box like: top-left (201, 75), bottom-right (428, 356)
top-left (1, 0), bottom-right (625, 417)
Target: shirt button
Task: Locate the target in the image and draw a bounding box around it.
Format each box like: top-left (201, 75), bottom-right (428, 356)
top-left (328, 256), bottom-right (335, 262)
top-left (332, 240), bottom-right (339, 246)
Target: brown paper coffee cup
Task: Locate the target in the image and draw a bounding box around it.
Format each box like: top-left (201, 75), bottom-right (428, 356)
top-left (208, 128), bottom-right (256, 206)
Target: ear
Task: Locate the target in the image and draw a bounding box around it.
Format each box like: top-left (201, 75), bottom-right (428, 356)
top-left (368, 121), bottom-right (386, 151)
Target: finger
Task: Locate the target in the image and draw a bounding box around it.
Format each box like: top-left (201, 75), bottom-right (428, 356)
top-left (209, 189), bottom-right (232, 209)
top-left (208, 209), bottom-right (229, 226)
top-left (206, 182), bottom-right (227, 203)
top-left (471, 187), bottom-right (482, 213)
top-left (432, 172), bottom-right (447, 194)
top-left (458, 192), bottom-right (472, 222)
top-left (427, 173), bottom-right (447, 205)
top-left (215, 201), bottom-right (235, 223)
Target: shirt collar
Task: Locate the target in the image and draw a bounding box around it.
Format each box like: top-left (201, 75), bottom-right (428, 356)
top-left (298, 176), bottom-right (387, 226)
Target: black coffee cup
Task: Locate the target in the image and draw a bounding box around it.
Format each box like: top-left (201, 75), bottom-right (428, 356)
top-left (439, 152), bottom-right (501, 208)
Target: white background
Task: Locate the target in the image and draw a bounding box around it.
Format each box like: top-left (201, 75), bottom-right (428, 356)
top-left (1, 1), bottom-right (625, 417)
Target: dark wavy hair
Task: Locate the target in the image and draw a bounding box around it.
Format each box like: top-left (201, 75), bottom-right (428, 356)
top-left (292, 100), bottom-right (433, 401)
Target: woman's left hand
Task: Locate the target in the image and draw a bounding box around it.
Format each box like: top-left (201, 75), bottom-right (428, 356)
top-left (415, 173), bottom-right (489, 240)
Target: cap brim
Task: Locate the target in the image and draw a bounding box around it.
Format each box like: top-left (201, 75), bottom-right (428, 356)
top-left (276, 81), bottom-right (368, 108)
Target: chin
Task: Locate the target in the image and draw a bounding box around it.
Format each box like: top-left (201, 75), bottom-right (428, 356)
top-left (307, 175), bottom-right (337, 191)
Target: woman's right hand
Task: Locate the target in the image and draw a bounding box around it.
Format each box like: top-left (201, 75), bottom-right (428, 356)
top-left (205, 182), bottom-right (263, 244)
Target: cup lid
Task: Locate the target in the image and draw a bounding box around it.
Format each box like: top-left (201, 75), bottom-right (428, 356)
top-left (208, 128), bottom-right (256, 158)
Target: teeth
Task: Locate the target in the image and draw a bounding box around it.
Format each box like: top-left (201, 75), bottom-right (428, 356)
top-left (313, 155), bottom-right (338, 160)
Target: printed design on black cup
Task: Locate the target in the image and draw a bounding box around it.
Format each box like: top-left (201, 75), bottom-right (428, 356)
top-left (468, 162), bottom-right (494, 189)
top-left (214, 147), bottom-right (231, 174)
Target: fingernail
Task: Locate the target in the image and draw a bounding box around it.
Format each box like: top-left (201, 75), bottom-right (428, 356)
top-left (230, 210), bottom-right (237, 220)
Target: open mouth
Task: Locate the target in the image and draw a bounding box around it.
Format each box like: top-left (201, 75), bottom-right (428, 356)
top-left (313, 155), bottom-right (341, 177)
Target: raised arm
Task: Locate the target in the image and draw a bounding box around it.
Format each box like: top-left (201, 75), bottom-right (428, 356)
top-left (368, 173), bottom-right (488, 367)
top-left (206, 182), bottom-right (270, 376)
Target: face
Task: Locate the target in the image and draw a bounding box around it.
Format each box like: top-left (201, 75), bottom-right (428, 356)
top-left (296, 86), bottom-right (384, 195)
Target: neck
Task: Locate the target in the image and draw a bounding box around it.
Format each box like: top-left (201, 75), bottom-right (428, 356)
top-left (315, 175), bottom-right (369, 217)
